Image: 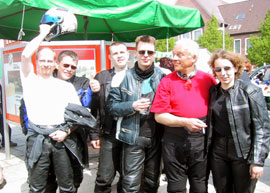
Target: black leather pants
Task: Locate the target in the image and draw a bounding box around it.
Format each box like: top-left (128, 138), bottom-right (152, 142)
top-left (210, 135), bottom-right (257, 193)
top-left (94, 133), bottom-right (123, 193)
top-left (26, 136), bottom-right (76, 193)
top-left (121, 136), bottom-right (161, 193)
top-left (163, 135), bottom-right (208, 193)
top-left (34, 149), bottom-right (83, 193)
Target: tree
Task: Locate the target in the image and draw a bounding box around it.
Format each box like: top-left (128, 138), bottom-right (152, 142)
top-left (247, 11), bottom-right (270, 67)
top-left (156, 37), bottom-right (176, 52)
top-left (197, 15), bottom-right (233, 52)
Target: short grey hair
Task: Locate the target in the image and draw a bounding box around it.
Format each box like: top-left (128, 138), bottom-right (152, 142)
top-left (175, 39), bottom-right (199, 58)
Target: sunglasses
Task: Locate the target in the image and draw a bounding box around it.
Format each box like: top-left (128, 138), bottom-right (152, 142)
top-left (63, 63), bottom-right (77, 70)
top-left (138, 50), bottom-right (155, 56)
top-left (214, 66), bottom-right (232, 72)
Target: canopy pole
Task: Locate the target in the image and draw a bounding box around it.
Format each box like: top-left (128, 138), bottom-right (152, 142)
top-left (0, 47), bottom-right (10, 159)
top-left (102, 19), bottom-right (114, 42)
top-left (17, 5), bottom-right (25, 40)
top-left (83, 16), bottom-right (89, 40)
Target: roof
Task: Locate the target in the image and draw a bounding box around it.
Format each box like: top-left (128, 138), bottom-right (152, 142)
top-left (195, 0), bottom-right (226, 22)
top-left (219, 0), bottom-right (270, 35)
top-left (176, 0), bottom-right (226, 24)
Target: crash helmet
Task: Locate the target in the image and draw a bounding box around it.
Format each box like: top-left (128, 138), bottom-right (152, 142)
top-left (40, 7), bottom-right (77, 41)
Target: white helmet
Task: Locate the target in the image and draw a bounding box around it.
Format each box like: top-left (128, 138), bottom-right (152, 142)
top-left (40, 7), bottom-right (77, 41)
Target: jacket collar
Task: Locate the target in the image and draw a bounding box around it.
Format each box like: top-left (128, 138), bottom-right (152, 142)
top-left (214, 79), bottom-right (241, 95)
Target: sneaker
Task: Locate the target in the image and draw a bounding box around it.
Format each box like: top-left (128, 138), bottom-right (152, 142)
top-left (1, 141), bottom-right (17, 147)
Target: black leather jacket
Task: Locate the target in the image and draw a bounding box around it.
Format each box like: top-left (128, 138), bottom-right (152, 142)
top-left (90, 69), bottom-right (116, 140)
top-left (206, 79), bottom-right (270, 166)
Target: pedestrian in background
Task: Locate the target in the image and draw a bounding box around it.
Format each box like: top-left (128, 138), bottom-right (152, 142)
top-left (159, 57), bottom-right (174, 73)
top-left (207, 49), bottom-right (270, 193)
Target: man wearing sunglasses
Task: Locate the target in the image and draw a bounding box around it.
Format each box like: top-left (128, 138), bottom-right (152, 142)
top-left (151, 39), bottom-right (216, 193)
top-left (107, 35), bottom-right (165, 193)
top-left (21, 24), bottom-right (81, 193)
top-left (53, 50), bottom-right (100, 191)
top-left (55, 50), bottom-right (100, 106)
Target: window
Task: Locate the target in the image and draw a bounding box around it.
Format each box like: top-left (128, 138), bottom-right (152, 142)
top-left (245, 38), bottom-right (251, 55)
top-left (192, 29), bottom-right (203, 41)
top-left (236, 13), bottom-right (245, 20)
top-left (234, 39), bottom-right (241, 54)
top-left (181, 32), bottom-right (191, 39)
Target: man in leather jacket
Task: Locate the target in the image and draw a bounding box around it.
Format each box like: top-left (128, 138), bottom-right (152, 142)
top-left (107, 35), bottom-right (165, 193)
top-left (90, 42), bottom-right (129, 193)
top-left (51, 50), bottom-right (100, 192)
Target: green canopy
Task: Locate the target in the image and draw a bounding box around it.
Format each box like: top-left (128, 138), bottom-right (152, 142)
top-left (0, 0), bottom-right (204, 42)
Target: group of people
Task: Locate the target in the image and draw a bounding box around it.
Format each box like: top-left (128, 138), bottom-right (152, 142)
top-left (19, 22), bottom-right (270, 193)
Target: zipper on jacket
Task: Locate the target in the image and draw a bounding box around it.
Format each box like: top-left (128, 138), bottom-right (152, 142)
top-left (64, 141), bottom-right (84, 168)
top-left (133, 80), bottom-right (141, 144)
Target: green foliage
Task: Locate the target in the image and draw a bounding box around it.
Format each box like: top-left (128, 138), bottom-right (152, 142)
top-left (197, 15), bottom-right (233, 52)
top-left (156, 37), bottom-right (176, 52)
top-left (247, 11), bottom-right (270, 67)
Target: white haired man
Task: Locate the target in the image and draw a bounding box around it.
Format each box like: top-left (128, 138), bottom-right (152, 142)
top-left (151, 39), bottom-right (216, 193)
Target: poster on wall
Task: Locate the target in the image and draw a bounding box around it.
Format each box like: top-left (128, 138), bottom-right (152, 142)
top-left (3, 51), bottom-right (23, 121)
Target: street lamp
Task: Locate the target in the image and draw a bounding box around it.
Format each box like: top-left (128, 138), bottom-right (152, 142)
top-left (218, 22), bottom-right (228, 49)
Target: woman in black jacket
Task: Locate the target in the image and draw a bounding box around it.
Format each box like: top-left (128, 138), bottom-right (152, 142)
top-left (207, 49), bottom-right (270, 193)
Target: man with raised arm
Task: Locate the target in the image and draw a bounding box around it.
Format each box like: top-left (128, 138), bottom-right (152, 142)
top-left (21, 24), bottom-right (80, 193)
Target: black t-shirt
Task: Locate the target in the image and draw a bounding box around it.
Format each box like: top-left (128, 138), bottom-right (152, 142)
top-left (212, 88), bottom-right (232, 137)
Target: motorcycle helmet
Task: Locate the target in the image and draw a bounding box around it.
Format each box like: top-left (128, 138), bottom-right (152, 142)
top-left (40, 7), bottom-right (77, 41)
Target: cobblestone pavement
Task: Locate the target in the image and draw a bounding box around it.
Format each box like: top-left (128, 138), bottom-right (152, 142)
top-left (1, 122), bottom-right (270, 193)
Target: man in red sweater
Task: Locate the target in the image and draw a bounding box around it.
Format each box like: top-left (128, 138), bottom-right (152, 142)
top-left (151, 39), bottom-right (216, 193)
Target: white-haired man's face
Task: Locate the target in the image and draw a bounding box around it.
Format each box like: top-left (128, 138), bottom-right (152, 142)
top-left (172, 44), bottom-right (196, 72)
